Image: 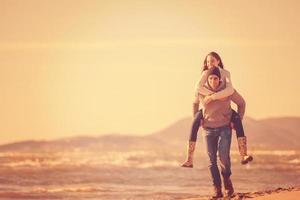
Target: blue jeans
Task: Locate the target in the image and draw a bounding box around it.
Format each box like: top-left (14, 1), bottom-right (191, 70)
top-left (203, 126), bottom-right (232, 187)
top-left (189, 110), bottom-right (203, 141)
top-left (189, 109), bottom-right (244, 142)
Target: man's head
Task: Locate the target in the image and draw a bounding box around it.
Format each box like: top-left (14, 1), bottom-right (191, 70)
top-left (207, 67), bottom-right (221, 91)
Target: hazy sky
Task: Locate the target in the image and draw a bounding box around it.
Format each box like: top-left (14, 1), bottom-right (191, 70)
top-left (0, 0), bottom-right (299, 143)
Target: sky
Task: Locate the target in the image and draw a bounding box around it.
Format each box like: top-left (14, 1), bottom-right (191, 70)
top-left (0, 0), bottom-right (299, 143)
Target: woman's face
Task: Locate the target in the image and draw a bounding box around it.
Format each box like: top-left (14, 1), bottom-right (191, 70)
top-left (208, 74), bottom-right (220, 90)
top-left (206, 55), bottom-right (220, 69)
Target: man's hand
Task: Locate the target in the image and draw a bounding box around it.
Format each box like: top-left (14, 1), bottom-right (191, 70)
top-left (200, 119), bottom-right (204, 127)
top-left (230, 122), bottom-right (235, 130)
top-left (203, 95), bottom-right (213, 105)
top-left (219, 97), bottom-right (228, 101)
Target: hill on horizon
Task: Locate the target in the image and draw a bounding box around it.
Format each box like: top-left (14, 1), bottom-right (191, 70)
top-left (0, 116), bottom-right (299, 152)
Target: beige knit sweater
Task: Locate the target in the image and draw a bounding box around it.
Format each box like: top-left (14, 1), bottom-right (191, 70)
top-left (199, 89), bottom-right (246, 128)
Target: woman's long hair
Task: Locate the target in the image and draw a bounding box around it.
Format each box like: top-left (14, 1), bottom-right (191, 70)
top-left (202, 52), bottom-right (224, 72)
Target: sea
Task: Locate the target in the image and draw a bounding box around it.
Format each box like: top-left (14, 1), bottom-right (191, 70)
top-left (0, 149), bottom-right (299, 200)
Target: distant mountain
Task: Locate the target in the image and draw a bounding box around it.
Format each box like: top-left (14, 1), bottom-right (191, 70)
top-left (242, 117), bottom-right (300, 149)
top-left (147, 116), bottom-right (300, 150)
top-left (0, 116), bottom-right (299, 152)
top-left (0, 135), bottom-right (164, 152)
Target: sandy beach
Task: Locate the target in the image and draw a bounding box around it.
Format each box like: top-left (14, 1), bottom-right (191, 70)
top-left (251, 190), bottom-right (300, 200)
top-left (183, 187), bottom-right (300, 200)
top-left (245, 187), bottom-right (300, 200)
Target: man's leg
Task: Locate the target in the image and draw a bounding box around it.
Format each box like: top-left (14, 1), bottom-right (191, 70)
top-left (219, 126), bottom-right (232, 177)
top-left (203, 128), bottom-right (223, 198)
top-left (218, 127), bottom-right (234, 197)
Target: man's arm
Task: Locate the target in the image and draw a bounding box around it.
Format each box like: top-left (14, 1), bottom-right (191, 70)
top-left (230, 90), bottom-right (246, 119)
top-left (193, 102), bottom-right (199, 117)
top-left (193, 84), bottom-right (200, 116)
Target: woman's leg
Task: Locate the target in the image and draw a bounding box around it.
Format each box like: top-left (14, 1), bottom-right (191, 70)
top-left (230, 110), bottom-right (244, 138)
top-left (181, 109), bottom-right (203, 168)
top-left (189, 109), bottom-right (203, 142)
top-left (231, 110), bottom-right (253, 165)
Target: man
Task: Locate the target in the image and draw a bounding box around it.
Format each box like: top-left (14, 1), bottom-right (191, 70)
top-left (199, 67), bottom-right (245, 199)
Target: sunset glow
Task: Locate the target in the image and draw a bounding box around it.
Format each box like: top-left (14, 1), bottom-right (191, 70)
top-left (0, 0), bottom-right (299, 143)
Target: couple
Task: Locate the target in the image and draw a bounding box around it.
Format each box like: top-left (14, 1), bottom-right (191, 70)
top-left (182, 52), bottom-right (253, 199)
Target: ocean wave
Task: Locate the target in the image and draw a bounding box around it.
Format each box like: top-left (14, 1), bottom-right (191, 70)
top-left (32, 186), bottom-right (110, 193)
top-left (0, 151), bottom-right (183, 169)
top-left (289, 158), bottom-right (300, 164)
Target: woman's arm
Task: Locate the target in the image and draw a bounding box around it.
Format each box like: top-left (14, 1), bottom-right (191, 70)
top-left (196, 70), bottom-right (214, 96)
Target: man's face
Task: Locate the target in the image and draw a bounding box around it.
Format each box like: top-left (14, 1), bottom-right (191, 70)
top-left (208, 74), bottom-right (220, 90)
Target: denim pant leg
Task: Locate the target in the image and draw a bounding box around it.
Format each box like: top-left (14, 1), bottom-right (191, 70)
top-left (203, 129), bottom-right (221, 187)
top-left (218, 127), bottom-right (232, 177)
top-left (231, 109), bottom-right (245, 138)
top-left (189, 109), bottom-right (203, 141)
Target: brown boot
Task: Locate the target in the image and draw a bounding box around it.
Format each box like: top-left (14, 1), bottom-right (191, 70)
top-left (237, 136), bottom-right (253, 165)
top-left (181, 141), bottom-right (196, 168)
top-left (209, 185), bottom-right (223, 200)
top-left (223, 175), bottom-right (234, 197)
